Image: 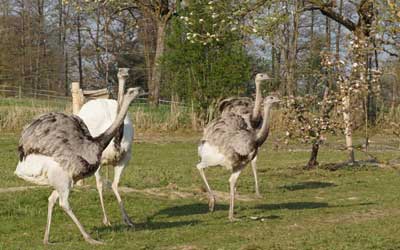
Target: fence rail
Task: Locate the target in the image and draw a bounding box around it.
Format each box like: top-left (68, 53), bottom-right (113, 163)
top-left (0, 85), bottom-right (186, 107)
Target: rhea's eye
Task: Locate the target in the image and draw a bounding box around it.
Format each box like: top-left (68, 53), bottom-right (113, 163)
top-left (270, 97), bottom-right (273, 99)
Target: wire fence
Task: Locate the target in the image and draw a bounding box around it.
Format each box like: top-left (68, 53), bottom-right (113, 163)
top-left (0, 85), bottom-right (186, 107)
top-left (0, 85), bottom-right (193, 133)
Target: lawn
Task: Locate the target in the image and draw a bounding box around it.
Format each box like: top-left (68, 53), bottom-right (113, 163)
top-left (0, 133), bottom-right (400, 250)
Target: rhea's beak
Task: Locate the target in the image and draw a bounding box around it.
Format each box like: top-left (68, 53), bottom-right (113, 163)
top-left (138, 91), bottom-right (149, 97)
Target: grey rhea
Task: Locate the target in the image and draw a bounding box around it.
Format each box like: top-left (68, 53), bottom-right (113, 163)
top-left (197, 95), bottom-right (280, 221)
top-left (15, 87), bottom-right (142, 245)
top-left (217, 73), bottom-right (270, 196)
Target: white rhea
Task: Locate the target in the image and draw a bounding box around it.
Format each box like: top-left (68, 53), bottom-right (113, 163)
top-left (78, 98), bottom-right (134, 227)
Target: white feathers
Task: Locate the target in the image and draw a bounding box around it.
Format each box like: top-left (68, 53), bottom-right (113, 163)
top-left (78, 99), bottom-right (134, 165)
top-left (198, 142), bottom-right (229, 169)
top-left (15, 154), bottom-right (67, 186)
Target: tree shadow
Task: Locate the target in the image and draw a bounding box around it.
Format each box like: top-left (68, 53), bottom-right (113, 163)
top-left (94, 219), bottom-right (200, 233)
top-left (280, 181), bottom-right (337, 191)
top-left (320, 159), bottom-right (380, 171)
top-left (255, 202), bottom-right (329, 211)
top-left (155, 203), bottom-right (229, 217)
top-left (255, 201), bottom-right (375, 211)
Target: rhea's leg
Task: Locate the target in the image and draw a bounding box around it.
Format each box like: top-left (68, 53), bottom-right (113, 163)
top-left (94, 167), bottom-right (111, 226)
top-left (196, 163), bottom-right (216, 212)
top-left (43, 190), bottom-right (59, 244)
top-left (111, 165), bottom-right (134, 227)
top-left (251, 156), bottom-right (261, 197)
top-left (228, 170), bottom-right (241, 221)
top-left (58, 188), bottom-right (103, 245)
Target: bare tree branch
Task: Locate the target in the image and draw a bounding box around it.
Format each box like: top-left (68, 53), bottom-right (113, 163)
top-left (305, 0), bottom-right (356, 32)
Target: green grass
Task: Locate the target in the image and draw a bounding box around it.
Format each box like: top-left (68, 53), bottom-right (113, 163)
top-left (1, 133), bottom-right (400, 250)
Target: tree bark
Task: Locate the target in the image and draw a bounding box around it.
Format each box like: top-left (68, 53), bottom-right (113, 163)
top-left (342, 95), bottom-right (355, 163)
top-left (76, 11), bottom-right (83, 87)
top-left (148, 20), bottom-right (167, 106)
top-left (306, 142), bottom-right (319, 169)
top-left (286, 0), bottom-right (300, 96)
top-left (335, 0), bottom-right (343, 61)
top-left (326, 16), bottom-right (333, 89)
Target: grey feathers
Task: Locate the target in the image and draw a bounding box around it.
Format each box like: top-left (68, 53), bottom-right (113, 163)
top-left (19, 112), bottom-right (102, 181)
top-left (202, 113), bottom-right (257, 166)
top-left (219, 97), bottom-right (262, 129)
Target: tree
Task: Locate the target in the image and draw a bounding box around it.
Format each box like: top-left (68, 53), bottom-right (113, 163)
top-left (162, 0), bottom-right (253, 123)
top-left (283, 88), bottom-right (339, 169)
top-left (305, 0), bottom-right (378, 163)
top-left (122, 0), bottom-right (177, 106)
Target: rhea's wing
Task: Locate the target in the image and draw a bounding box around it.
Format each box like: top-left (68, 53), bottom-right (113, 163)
top-left (18, 112), bottom-right (100, 179)
top-left (218, 97), bottom-right (253, 115)
top-left (203, 113), bottom-right (255, 157)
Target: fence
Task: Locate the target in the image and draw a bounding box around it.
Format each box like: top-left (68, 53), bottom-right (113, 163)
top-left (0, 85), bottom-right (186, 107)
top-left (0, 85), bottom-right (192, 133)
top-left (0, 85), bottom-right (71, 101)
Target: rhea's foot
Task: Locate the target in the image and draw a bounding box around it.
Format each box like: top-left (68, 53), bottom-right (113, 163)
top-left (229, 216), bottom-right (241, 222)
top-left (208, 195), bottom-right (216, 212)
top-left (103, 217), bottom-right (111, 226)
top-left (84, 236), bottom-right (104, 245)
top-left (43, 239), bottom-right (57, 245)
top-left (123, 215), bottom-right (135, 227)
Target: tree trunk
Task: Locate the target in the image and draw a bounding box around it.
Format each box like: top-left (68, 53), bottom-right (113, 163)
top-left (326, 16), bottom-right (333, 89)
top-left (63, 4), bottom-right (69, 96)
top-left (342, 95), bottom-right (355, 163)
top-left (148, 20), bottom-right (167, 106)
top-left (286, 0), bottom-right (300, 96)
top-left (335, 0), bottom-right (343, 62)
top-left (76, 11), bottom-right (83, 87)
top-left (306, 142), bottom-right (320, 169)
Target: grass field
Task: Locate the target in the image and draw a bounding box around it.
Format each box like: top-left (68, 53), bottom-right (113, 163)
top-left (0, 133), bottom-right (400, 250)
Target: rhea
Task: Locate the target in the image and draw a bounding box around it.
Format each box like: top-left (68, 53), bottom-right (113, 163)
top-left (197, 95), bottom-right (280, 221)
top-left (217, 73), bottom-right (270, 196)
top-left (15, 87), bottom-right (142, 244)
top-left (77, 68), bottom-right (134, 227)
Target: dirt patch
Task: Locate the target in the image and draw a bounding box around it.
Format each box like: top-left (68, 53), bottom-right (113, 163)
top-left (0, 184), bottom-right (257, 202)
top-left (169, 245), bottom-right (200, 250)
top-left (118, 186), bottom-right (257, 202)
top-left (0, 186), bottom-right (44, 193)
top-left (322, 208), bottom-right (400, 225)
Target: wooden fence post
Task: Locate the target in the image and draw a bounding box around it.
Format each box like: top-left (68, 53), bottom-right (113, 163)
top-left (71, 82), bottom-right (85, 186)
top-left (71, 82), bottom-right (84, 115)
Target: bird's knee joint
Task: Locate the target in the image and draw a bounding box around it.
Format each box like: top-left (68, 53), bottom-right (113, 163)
top-left (196, 163), bottom-right (206, 170)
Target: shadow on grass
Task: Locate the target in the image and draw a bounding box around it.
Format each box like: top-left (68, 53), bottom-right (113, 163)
top-left (256, 201), bottom-right (375, 211)
top-left (156, 202), bottom-right (330, 217)
top-left (156, 203), bottom-right (229, 217)
top-left (255, 202), bottom-right (329, 210)
top-left (280, 181), bottom-right (337, 191)
top-left (94, 219), bottom-right (200, 233)
top-left (320, 159), bottom-right (380, 171)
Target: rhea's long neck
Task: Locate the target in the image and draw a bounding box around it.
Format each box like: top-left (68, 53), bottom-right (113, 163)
top-left (95, 96), bottom-right (131, 150)
top-left (255, 103), bottom-right (272, 147)
top-left (252, 80), bottom-right (262, 122)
